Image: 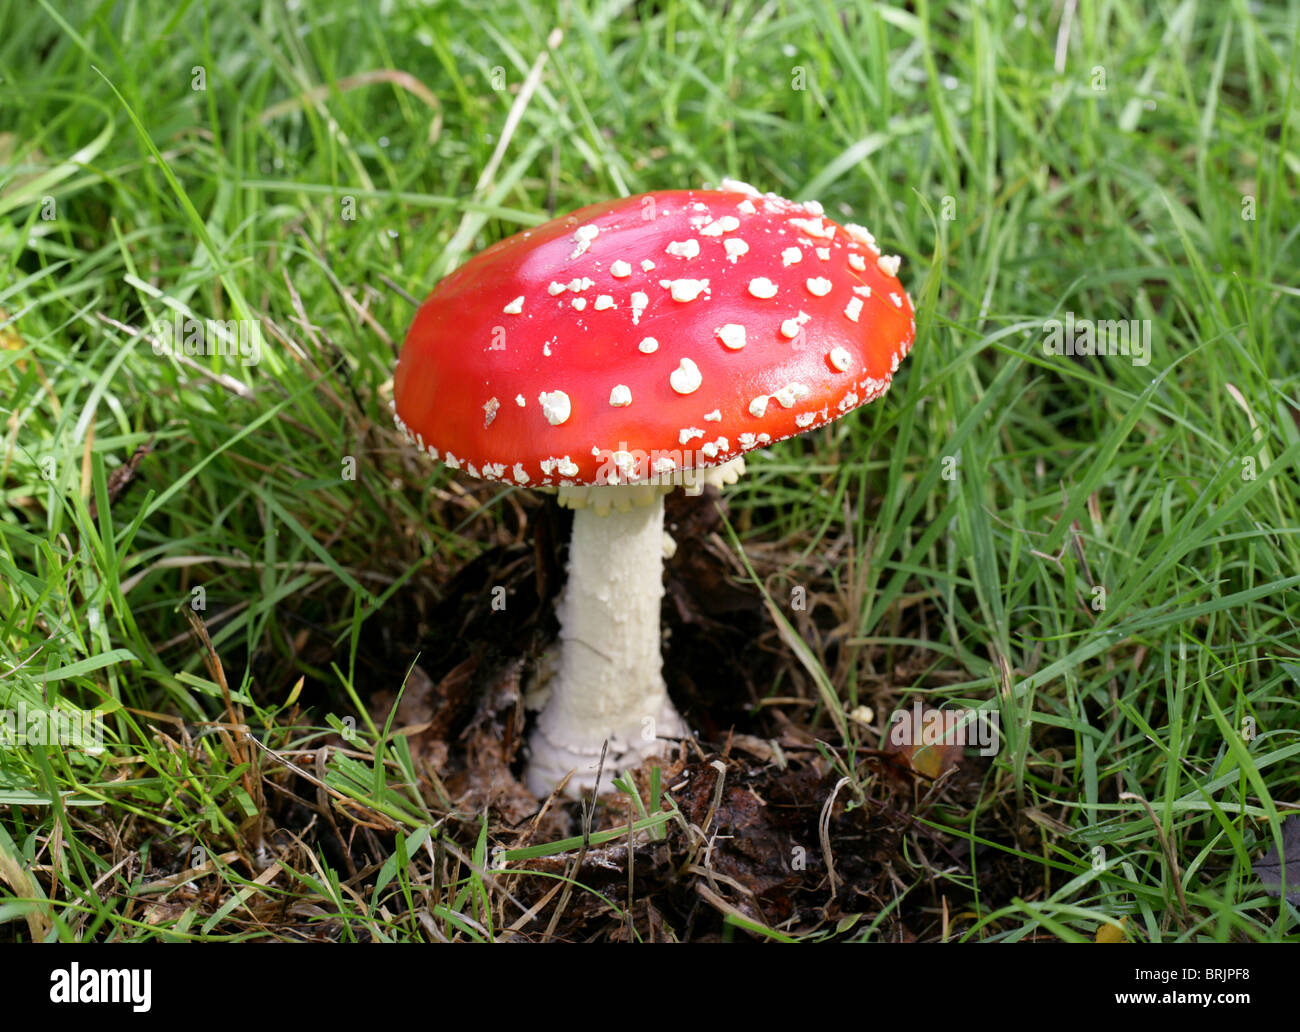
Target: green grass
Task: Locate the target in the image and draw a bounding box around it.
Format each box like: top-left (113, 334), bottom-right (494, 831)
top-left (1, 0), bottom-right (1298, 942)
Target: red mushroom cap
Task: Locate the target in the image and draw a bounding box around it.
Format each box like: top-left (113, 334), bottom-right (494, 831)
top-left (393, 181), bottom-right (915, 487)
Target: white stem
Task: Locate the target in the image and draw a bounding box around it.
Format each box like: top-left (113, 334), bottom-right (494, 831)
top-left (525, 496), bottom-right (685, 795)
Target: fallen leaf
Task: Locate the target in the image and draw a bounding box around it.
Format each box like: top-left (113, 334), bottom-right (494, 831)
top-left (881, 706), bottom-right (966, 779)
top-left (1095, 918), bottom-right (1127, 943)
top-left (674, 757), bottom-right (812, 921)
top-left (1253, 814), bottom-right (1300, 904)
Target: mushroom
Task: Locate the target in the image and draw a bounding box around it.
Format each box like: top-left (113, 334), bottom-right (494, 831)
top-left (393, 180), bottom-right (916, 796)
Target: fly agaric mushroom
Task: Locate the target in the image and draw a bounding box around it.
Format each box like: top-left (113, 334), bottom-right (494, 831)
top-left (393, 180), bottom-right (915, 796)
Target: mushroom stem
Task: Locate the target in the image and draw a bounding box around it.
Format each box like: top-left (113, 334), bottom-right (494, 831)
top-left (525, 495), bottom-right (685, 796)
